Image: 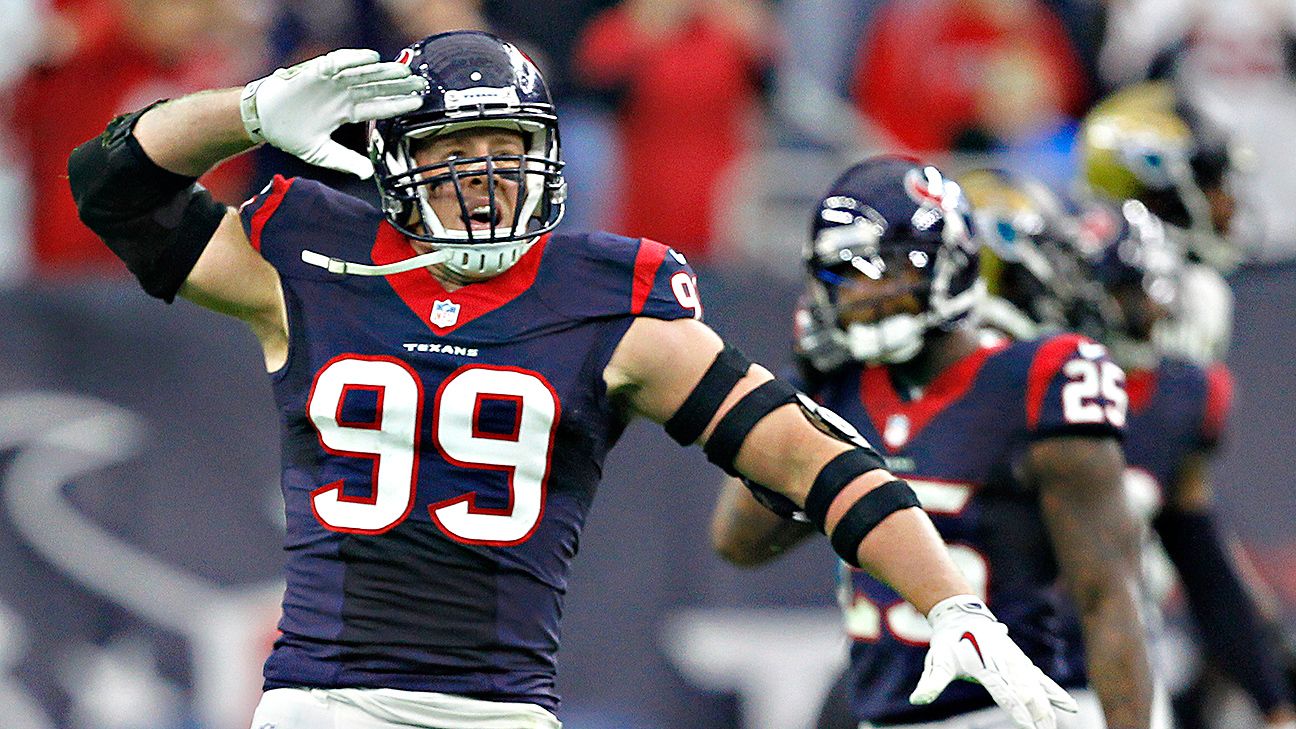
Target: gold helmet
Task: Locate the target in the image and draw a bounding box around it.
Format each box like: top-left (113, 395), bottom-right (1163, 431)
top-left (1079, 81), bottom-right (1240, 270)
top-left (960, 168), bottom-right (1091, 340)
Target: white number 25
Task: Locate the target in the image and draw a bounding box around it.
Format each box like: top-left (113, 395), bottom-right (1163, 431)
top-left (1061, 358), bottom-right (1127, 427)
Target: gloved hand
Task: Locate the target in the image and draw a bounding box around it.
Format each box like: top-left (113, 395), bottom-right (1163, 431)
top-left (911, 595), bottom-right (1079, 729)
top-left (240, 48), bottom-right (426, 178)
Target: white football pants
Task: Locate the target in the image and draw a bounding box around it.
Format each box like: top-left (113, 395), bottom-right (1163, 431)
top-left (249, 687), bottom-right (562, 729)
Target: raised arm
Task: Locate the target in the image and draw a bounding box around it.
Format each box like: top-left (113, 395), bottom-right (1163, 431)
top-left (1028, 436), bottom-right (1153, 729)
top-left (67, 50), bottom-right (424, 369)
top-left (607, 316), bottom-right (1077, 728)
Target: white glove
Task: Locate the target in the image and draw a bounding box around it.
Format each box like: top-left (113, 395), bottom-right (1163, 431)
top-left (911, 595), bottom-right (1079, 729)
top-left (240, 48), bottom-right (426, 178)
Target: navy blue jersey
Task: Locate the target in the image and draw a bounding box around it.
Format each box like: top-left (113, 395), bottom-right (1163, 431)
top-left (1122, 357), bottom-right (1231, 507)
top-left (804, 335), bottom-right (1126, 725)
top-left (238, 176), bottom-right (701, 710)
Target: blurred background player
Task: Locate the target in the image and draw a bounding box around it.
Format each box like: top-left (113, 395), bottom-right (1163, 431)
top-left (711, 155), bottom-right (1153, 729)
top-left (67, 31), bottom-right (1075, 729)
top-left (1073, 199), bottom-right (1296, 729)
top-left (1077, 81), bottom-right (1244, 366)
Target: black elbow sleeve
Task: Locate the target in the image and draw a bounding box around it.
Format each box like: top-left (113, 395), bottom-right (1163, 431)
top-left (68, 104), bottom-right (227, 302)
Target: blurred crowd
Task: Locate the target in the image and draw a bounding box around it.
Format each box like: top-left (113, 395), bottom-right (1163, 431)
top-left (7, 0), bottom-right (1296, 281)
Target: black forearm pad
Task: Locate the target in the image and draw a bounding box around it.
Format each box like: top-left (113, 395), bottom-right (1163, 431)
top-left (828, 479), bottom-right (920, 567)
top-left (1154, 508), bottom-right (1290, 713)
top-left (803, 447), bottom-right (890, 529)
top-left (67, 103), bottom-right (226, 302)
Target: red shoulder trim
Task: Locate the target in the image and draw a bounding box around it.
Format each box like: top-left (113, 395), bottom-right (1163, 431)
top-left (1202, 363), bottom-right (1234, 442)
top-left (1025, 333), bottom-right (1088, 430)
top-left (248, 175), bottom-right (294, 252)
top-left (373, 229), bottom-right (550, 335)
top-left (630, 238), bottom-right (670, 315)
top-left (858, 342), bottom-right (1008, 452)
top-left (1124, 368), bottom-right (1157, 414)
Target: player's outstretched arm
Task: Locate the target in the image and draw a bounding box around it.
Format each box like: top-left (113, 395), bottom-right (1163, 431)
top-left (710, 477), bottom-right (815, 567)
top-left (607, 316), bottom-right (1076, 729)
top-left (1029, 436), bottom-right (1153, 729)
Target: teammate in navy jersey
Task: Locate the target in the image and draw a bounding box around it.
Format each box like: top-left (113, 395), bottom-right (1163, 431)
top-left (1080, 208), bottom-right (1296, 729)
top-left (67, 31), bottom-right (1073, 729)
top-left (711, 156), bottom-right (1154, 729)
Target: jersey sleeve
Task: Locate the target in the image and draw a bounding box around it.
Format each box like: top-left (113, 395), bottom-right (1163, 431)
top-left (1023, 333), bottom-right (1128, 440)
top-left (237, 174), bottom-right (380, 280)
top-left (1197, 363), bottom-right (1233, 450)
top-left (626, 237), bottom-right (703, 321)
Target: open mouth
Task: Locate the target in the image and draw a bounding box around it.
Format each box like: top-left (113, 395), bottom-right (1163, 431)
top-left (463, 204), bottom-right (502, 230)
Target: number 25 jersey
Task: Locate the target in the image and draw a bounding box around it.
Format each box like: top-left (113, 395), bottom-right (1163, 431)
top-left (238, 176), bottom-right (700, 711)
top-left (803, 334), bottom-right (1127, 725)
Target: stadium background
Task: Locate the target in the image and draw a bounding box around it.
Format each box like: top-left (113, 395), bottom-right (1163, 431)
top-left (2, 0), bottom-right (1293, 727)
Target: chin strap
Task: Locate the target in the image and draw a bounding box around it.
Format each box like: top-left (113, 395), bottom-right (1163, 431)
top-left (300, 247), bottom-right (454, 276)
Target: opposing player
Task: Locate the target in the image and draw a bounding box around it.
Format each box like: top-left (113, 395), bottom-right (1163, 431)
top-left (66, 32), bottom-right (1073, 729)
top-left (957, 168), bottom-right (1104, 343)
top-left (1078, 202), bottom-right (1296, 729)
top-left (1078, 81), bottom-right (1241, 365)
top-left (710, 156), bottom-right (1153, 728)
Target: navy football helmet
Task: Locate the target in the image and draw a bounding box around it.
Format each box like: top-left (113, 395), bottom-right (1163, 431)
top-left (1073, 198), bottom-right (1184, 368)
top-left (366, 31), bottom-right (566, 279)
top-left (801, 156), bottom-right (982, 365)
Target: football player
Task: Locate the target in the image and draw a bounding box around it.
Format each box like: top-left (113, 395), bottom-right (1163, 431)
top-left (710, 156), bottom-right (1153, 728)
top-left (957, 168), bottom-right (1106, 343)
top-left (65, 32), bottom-right (1073, 729)
top-left (1078, 81), bottom-right (1242, 366)
top-left (1077, 200), bottom-right (1296, 729)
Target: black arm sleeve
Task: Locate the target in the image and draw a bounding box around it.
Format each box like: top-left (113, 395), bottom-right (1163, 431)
top-left (67, 103), bottom-right (227, 302)
top-left (1154, 507), bottom-right (1290, 714)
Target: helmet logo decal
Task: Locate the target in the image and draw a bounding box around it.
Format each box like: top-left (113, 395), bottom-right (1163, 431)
top-left (430, 299), bottom-right (461, 328)
top-left (443, 86), bottom-right (522, 111)
top-left (904, 167), bottom-right (949, 208)
top-left (396, 48), bottom-right (414, 66)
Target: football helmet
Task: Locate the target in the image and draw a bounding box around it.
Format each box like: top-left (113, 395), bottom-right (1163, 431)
top-left (959, 168), bottom-right (1093, 340)
top-left (1079, 81), bottom-right (1239, 271)
top-left (1075, 198), bottom-right (1185, 369)
top-left (802, 156), bottom-right (982, 366)
top-left (325, 31), bottom-right (567, 280)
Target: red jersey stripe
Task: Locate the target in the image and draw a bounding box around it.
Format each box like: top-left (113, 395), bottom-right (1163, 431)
top-left (1025, 333), bottom-right (1087, 430)
top-left (248, 175), bottom-right (295, 253)
top-left (630, 238), bottom-right (670, 315)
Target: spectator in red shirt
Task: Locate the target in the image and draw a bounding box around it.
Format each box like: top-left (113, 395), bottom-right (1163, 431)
top-left (852, 0), bottom-right (1088, 155)
top-left (576, 0), bottom-right (775, 263)
top-left (14, 0), bottom-right (253, 278)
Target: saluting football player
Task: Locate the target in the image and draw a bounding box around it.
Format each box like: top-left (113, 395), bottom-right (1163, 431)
top-left (67, 32), bottom-right (1073, 729)
top-left (711, 156), bottom-right (1154, 729)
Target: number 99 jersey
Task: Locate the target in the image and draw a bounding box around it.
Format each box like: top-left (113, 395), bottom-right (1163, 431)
top-left (238, 176), bottom-right (701, 710)
top-left (803, 334), bottom-right (1127, 725)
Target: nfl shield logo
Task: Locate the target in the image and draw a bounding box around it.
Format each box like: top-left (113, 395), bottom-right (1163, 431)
top-left (430, 299), bottom-right (461, 328)
top-left (883, 413), bottom-right (910, 449)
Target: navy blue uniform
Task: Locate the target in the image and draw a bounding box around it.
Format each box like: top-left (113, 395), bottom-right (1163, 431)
top-left (803, 335), bottom-right (1126, 725)
top-left (238, 176), bottom-right (700, 711)
top-left (1122, 357), bottom-right (1230, 505)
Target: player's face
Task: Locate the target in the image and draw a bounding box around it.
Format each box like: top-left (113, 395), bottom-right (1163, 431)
top-left (1110, 282), bottom-right (1170, 340)
top-left (830, 253), bottom-right (928, 328)
top-left (410, 128), bottom-right (527, 234)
